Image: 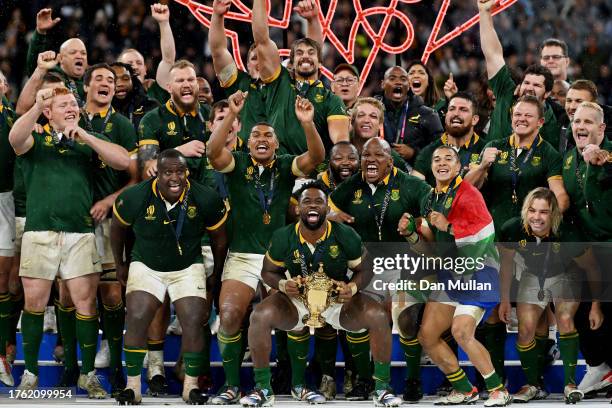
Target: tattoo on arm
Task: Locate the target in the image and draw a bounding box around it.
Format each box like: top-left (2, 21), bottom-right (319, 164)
top-left (138, 144), bottom-right (159, 170)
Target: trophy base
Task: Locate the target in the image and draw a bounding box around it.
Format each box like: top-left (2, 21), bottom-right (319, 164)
top-left (303, 315), bottom-right (325, 328)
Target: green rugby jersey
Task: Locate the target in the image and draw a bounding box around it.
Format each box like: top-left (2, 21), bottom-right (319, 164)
top-left (413, 133), bottom-right (486, 186)
top-left (266, 220), bottom-right (362, 281)
top-left (113, 178), bottom-right (227, 271)
top-left (21, 124), bottom-right (108, 233)
top-left (478, 135), bottom-right (562, 233)
top-left (329, 167), bottom-right (432, 242)
top-left (261, 66), bottom-right (348, 155)
top-left (221, 69), bottom-right (267, 144)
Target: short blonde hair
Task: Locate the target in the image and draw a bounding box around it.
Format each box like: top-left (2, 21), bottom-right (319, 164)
top-left (351, 97), bottom-right (384, 124)
top-left (521, 187), bottom-right (562, 236)
top-left (576, 101), bottom-right (604, 123)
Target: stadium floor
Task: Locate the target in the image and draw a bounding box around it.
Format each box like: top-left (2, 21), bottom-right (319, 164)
top-left (1, 396), bottom-right (612, 406)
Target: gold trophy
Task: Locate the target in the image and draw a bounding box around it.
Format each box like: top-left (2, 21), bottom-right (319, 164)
top-left (298, 263), bottom-right (339, 328)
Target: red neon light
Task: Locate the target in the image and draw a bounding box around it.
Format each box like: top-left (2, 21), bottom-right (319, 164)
top-left (173, 0), bottom-right (517, 93)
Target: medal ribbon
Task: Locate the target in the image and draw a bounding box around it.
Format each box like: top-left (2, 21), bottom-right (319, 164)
top-left (158, 185), bottom-right (190, 256)
top-left (254, 165), bottom-right (276, 221)
top-left (362, 170), bottom-right (396, 241)
top-left (424, 175), bottom-right (460, 218)
top-left (170, 100), bottom-right (206, 141)
top-left (297, 227), bottom-right (330, 276)
top-left (509, 136), bottom-right (537, 203)
top-left (394, 101), bottom-right (410, 144)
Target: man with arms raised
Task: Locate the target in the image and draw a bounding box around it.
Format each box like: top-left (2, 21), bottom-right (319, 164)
top-left (112, 149), bottom-right (228, 405)
top-left (8, 87), bottom-right (129, 396)
top-left (242, 181), bottom-right (402, 407)
top-left (206, 91), bottom-right (324, 404)
top-left (252, 0), bottom-right (349, 155)
top-left (477, 0), bottom-right (567, 149)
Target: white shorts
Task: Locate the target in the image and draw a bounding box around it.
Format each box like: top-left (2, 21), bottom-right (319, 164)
top-left (221, 251), bottom-right (265, 291)
top-left (288, 296), bottom-right (365, 333)
top-left (517, 272), bottom-right (565, 309)
top-left (126, 261), bottom-right (207, 302)
top-left (0, 191), bottom-right (15, 257)
top-left (436, 302), bottom-right (486, 325)
top-left (19, 231), bottom-right (98, 280)
top-left (14, 217), bottom-right (25, 253)
top-left (94, 219), bottom-right (114, 269)
top-left (202, 246), bottom-right (214, 278)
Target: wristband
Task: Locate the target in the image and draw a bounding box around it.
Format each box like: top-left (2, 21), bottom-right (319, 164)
top-left (348, 282), bottom-right (358, 296)
top-left (405, 231), bottom-right (420, 244)
top-left (278, 279), bottom-right (287, 294)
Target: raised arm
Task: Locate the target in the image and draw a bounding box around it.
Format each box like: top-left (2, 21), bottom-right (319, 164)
top-left (207, 91), bottom-right (246, 170)
top-left (9, 90), bottom-right (51, 155)
top-left (252, 0), bottom-right (281, 82)
top-left (294, 96), bottom-right (325, 175)
top-left (16, 51), bottom-right (58, 115)
top-left (210, 0), bottom-right (236, 81)
top-left (477, 0), bottom-right (505, 79)
top-left (294, 0), bottom-right (323, 46)
top-left (26, 9), bottom-right (60, 76)
top-left (151, 3), bottom-right (175, 89)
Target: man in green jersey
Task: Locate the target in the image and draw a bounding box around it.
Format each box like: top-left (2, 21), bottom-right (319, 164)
top-left (252, 0), bottom-right (349, 155)
top-left (112, 149), bottom-right (228, 405)
top-left (210, 0), bottom-right (322, 145)
top-left (329, 138), bottom-right (432, 403)
top-left (562, 102), bottom-right (612, 395)
top-left (206, 90), bottom-right (324, 404)
top-left (318, 141), bottom-right (359, 193)
top-left (465, 95), bottom-right (569, 384)
top-left (241, 181), bottom-right (402, 407)
top-left (477, 0), bottom-right (568, 149)
top-left (412, 92), bottom-right (487, 186)
top-left (350, 97), bottom-right (410, 173)
top-left (498, 188), bottom-right (602, 403)
top-left (138, 60), bottom-right (211, 179)
top-left (81, 63), bottom-right (139, 394)
top-left (0, 69), bottom-right (17, 386)
top-left (8, 87), bottom-right (130, 397)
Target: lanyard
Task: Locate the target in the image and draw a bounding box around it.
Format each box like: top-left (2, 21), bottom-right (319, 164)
top-left (509, 138), bottom-right (537, 204)
top-left (297, 228), bottom-right (329, 276)
top-left (297, 80), bottom-right (320, 98)
top-left (65, 77), bottom-right (84, 107)
top-left (170, 101), bottom-right (206, 141)
top-left (254, 164), bottom-right (276, 223)
top-left (362, 171), bottom-right (396, 241)
top-left (574, 152), bottom-right (592, 212)
top-left (536, 240), bottom-right (553, 301)
top-left (394, 101), bottom-right (410, 144)
top-left (158, 187), bottom-right (189, 256)
top-left (424, 175), bottom-right (460, 218)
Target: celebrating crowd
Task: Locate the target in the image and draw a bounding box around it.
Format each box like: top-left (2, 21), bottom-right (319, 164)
top-left (0, 0), bottom-right (611, 407)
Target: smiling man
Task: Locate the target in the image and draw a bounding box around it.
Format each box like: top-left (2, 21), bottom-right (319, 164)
top-left (251, 0), bottom-right (349, 156)
top-left (206, 90), bottom-right (324, 405)
top-left (79, 63), bottom-right (140, 395)
top-left (8, 87), bottom-right (129, 397)
top-left (477, 0), bottom-right (568, 149)
top-left (112, 149), bottom-right (228, 405)
top-left (110, 62), bottom-right (159, 132)
top-left (243, 181), bottom-right (401, 407)
top-left (413, 92), bottom-right (487, 186)
top-left (380, 66), bottom-right (444, 165)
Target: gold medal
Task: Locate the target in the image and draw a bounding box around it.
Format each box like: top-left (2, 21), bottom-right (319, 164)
top-left (263, 213), bottom-right (271, 225)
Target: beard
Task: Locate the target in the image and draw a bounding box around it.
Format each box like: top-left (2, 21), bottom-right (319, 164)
top-left (445, 122), bottom-right (472, 139)
top-left (171, 91), bottom-right (198, 113)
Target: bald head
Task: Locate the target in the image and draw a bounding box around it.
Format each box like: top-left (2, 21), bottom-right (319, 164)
top-left (363, 137), bottom-right (392, 155)
top-left (59, 38), bottom-right (87, 79)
